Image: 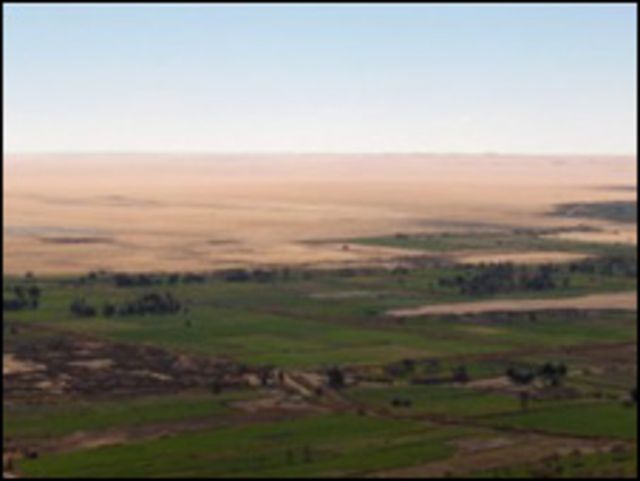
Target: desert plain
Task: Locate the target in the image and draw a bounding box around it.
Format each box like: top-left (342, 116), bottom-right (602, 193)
top-left (3, 153), bottom-right (637, 274)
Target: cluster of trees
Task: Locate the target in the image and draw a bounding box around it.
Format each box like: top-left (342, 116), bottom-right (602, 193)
top-left (451, 365), bottom-right (470, 383)
top-left (3, 285), bottom-right (41, 311)
top-left (216, 266), bottom-right (384, 283)
top-left (506, 362), bottom-right (568, 388)
top-left (383, 358), bottom-right (469, 384)
top-left (70, 292), bottom-right (184, 317)
top-left (217, 268), bottom-right (292, 283)
top-left (568, 255), bottom-right (637, 278)
top-left (113, 273), bottom-right (166, 287)
top-left (72, 270), bottom-right (107, 285)
top-left (391, 398), bottom-right (412, 408)
top-left (112, 273), bottom-right (205, 288)
top-left (70, 298), bottom-right (97, 317)
top-left (384, 358), bottom-right (417, 377)
top-left (506, 362), bottom-right (569, 411)
top-left (103, 292), bottom-right (183, 317)
top-left (436, 253), bottom-right (637, 298)
top-left (538, 362), bottom-right (569, 387)
top-left (446, 254), bottom-right (637, 295)
top-left (438, 263), bottom-right (567, 296)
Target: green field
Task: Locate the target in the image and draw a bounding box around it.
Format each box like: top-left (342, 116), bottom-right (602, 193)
top-left (349, 230), bottom-right (637, 256)
top-left (345, 384), bottom-right (522, 417)
top-left (4, 229), bottom-right (637, 478)
top-left (4, 389), bottom-right (259, 440)
top-left (4, 258), bottom-right (636, 368)
top-left (17, 415), bottom-right (471, 478)
top-left (481, 402), bottom-right (637, 439)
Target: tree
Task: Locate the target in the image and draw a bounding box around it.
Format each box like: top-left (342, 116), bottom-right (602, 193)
top-left (258, 366), bottom-right (272, 386)
top-left (506, 366), bottom-right (535, 386)
top-left (401, 358), bottom-right (416, 372)
top-left (210, 380), bottom-right (222, 395)
top-left (223, 269), bottom-right (250, 282)
top-left (327, 366), bottom-right (345, 389)
top-left (27, 285), bottom-right (41, 299)
top-left (538, 362), bottom-right (567, 387)
top-left (452, 365), bottom-right (469, 383)
top-left (70, 298), bottom-right (97, 317)
top-left (3, 298), bottom-right (28, 311)
top-left (303, 445), bottom-right (312, 463)
top-left (102, 303), bottom-right (116, 317)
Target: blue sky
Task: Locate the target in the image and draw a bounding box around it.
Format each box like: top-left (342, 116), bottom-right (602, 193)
top-left (3, 3), bottom-right (637, 154)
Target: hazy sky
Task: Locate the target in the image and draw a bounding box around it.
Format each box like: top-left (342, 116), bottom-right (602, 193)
top-left (3, 3), bottom-right (637, 154)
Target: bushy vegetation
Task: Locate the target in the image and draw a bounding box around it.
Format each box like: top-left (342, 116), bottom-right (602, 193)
top-left (70, 292), bottom-right (184, 317)
top-left (551, 201), bottom-right (637, 224)
top-left (3, 284), bottom-right (41, 311)
top-left (506, 362), bottom-right (567, 388)
top-left (438, 263), bottom-right (562, 296)
top-left (112, 272), bottom-right (205, 288)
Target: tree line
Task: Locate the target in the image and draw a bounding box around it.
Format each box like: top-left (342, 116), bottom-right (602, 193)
top-left (3, 285), bottom-right (41, 311)
top-left (70, 292), bottom-right (184, 318)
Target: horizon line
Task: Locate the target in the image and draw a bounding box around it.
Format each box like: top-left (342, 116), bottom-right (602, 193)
top-left (4, 150), bottom-right (637, 157)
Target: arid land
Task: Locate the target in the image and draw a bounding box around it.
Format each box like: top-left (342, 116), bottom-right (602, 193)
top-left (4, 154), bottom-right (636, 274)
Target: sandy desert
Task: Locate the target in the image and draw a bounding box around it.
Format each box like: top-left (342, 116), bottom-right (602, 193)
top-left (3, 153), bottom-right (636, 274)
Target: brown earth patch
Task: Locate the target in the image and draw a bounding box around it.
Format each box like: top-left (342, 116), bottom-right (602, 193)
top-left (372, 433), bottom-right (629, 478)
top-left (3, 323), bottom-right (248, 401)
top-left (388, 291), bottom-right (637, 317)
top-left (453, 251), bottom-right (591, 265)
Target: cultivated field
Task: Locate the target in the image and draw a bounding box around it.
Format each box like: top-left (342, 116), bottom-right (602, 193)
top-left (3, 154), bottom-right (637, 477)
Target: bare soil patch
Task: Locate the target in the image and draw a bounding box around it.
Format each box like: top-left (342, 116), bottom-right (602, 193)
top-left (373, 434), bottom-right (627, 478)
top-left (3, 354), bottom-right (45, 376)
top-left (387, 291), bottom-right (637, 317)
top-left (453, 251), bottom-right (591, 265)
top-left (3, 323), bottom-right (248, 401)
top-left (544, 228), bottom-right (637, 245)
